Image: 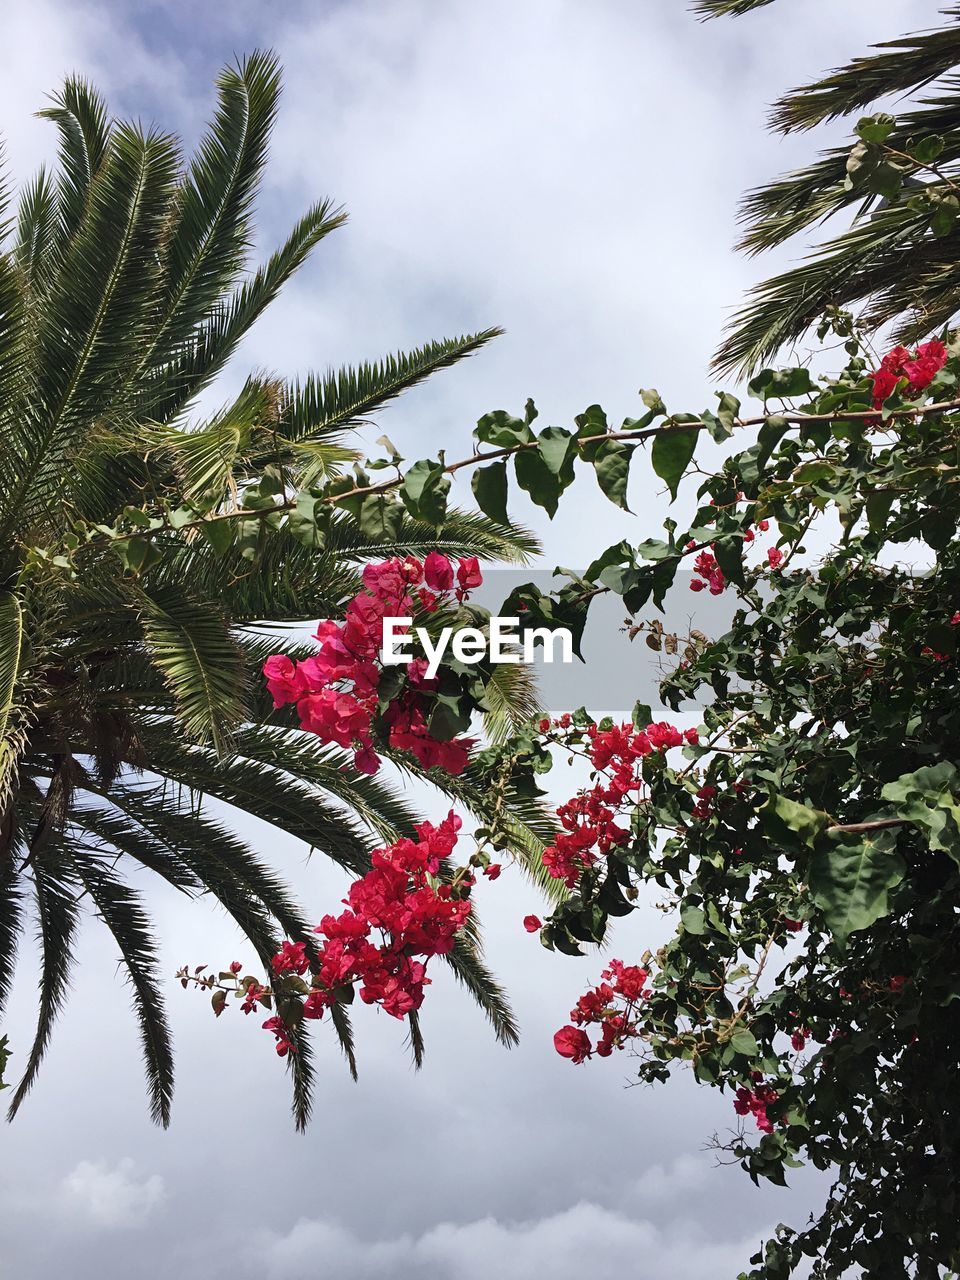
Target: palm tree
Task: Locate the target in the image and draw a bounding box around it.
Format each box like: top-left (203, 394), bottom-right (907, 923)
top-left (693, 1), bottom-right (960, 375)
top-left (0, 52), bottom-right (548, 1129)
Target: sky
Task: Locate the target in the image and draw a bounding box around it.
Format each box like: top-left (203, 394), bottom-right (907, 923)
top-left (0, 2), bottom-right (946, 1277)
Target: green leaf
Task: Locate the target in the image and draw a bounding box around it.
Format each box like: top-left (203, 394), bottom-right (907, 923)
top-left (855, 113), bottom-right (896, 144)
top-left (359, 494), bottom-right (404, 542)
top-left (471, 462), bottom-right (509, 525)
top-left (475, 410), bottom-right (533, 449)
top-left (592, 440), bottom-right (634, 510)
top-left (514, 449), bottom-right (571, 519)
top-left (730, 1028), bottom-right (760, 1058)
top-left (756, 415), bottom-right (789, 472)
top-left (912, 133), bottom-right (945, 164)
top-left (930, 194), bottom-right (959, 237)
top-left (651, 426), bottom-right (697, 501)
top-left (401, 459), bottom-right (450, 526)
top-left (426, 693), bottom-right (473, 742)
top-left (198, 518), bottom-right (235, 557)
top-left (748, 367), bottom-right (814, 400)
top-left (762, 796), bottom-right (830, 849)
top-left (680, 904), bottom-right (706, 935)
top-left (881, 764), bottom-right (960, 862)
top-left (808, 830), bottom-right (905, 944)
top-left (715, 391), bottom-right (741, 439)
top-left (537, 426), bottom-right (575, 477)
top-left (845, 139), bottom-right (880, 188)
top-left (631, 701), bottom-right (652, 728)
top-left (114, 535), bottom-right (162, 575)
top-left (713, 535), bottom-right (745, 588)
top-left (287, 491), bottom-right (329, 549)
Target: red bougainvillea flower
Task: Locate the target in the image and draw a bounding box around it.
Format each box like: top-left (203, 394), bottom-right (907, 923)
top-left (523, 915), bottom-right (542, 932)
top-left (262, 555), bottom-right (481, 776)
top-left (262, 1015), bottom-right (295, 1056)
top-left (456, 555), bottom-right (483, 591)
top-left (249, 810), bottom-right (475, 1055)
top-left (554, 1025), bottom-right (592, 1063)
top-left (271, 940), bottom-right (310, 976)
top-left (540, 718), bottom-right (695, 886)
top-left (423, 550), bottom-right (454, 592)
top-left (870, 339), bottom-right (948, 409)
top-left (733, 1081), bottom-right (778, 1133)
top-left (555, 958), bottom-right (649, 1065)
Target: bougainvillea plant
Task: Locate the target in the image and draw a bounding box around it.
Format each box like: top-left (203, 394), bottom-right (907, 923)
top-left (185, 305), bottom-right (960, 1274)
top-left (262, 552), bottom-right (484, 776)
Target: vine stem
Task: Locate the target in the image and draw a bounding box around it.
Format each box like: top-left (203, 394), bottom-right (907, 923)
top-left (65, 393), bottom-right (960, 555)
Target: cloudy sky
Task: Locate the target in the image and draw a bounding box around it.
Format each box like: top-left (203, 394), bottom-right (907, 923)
top-left (0, 2), bottom-right (944, 1277)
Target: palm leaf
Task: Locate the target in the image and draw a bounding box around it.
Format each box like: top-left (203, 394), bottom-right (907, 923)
top-left (482, 661), bottom-right (542, 743)
top-left (7, 861), bottom-right (81, 1119)
top-left (37, 77), bottom-right (110, 241)
top-left (136, 51), bottom-right (282, 377)
top-left (278, 330), bottom-right (502, 465)
top-left (692, 0), bottom-right (776, 15)
top-left (0, 847), bottom-right (25, 1016)
top-left (768, 10), bottom-right (960, 134)
top-left (445, 925), bottom-right (519, 1048)
top-left (13, 168), bottom-right (58, 290)
top-left (69, 852), bottom-right (175, 1126)
top-left (143, 198), bottom-right (347, 421)
top-left (139, 588), bottom-right (247, 755)
top-left (8, 125), bottom-right (180, 532)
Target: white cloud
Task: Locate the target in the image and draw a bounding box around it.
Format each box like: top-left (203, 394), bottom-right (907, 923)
top-left (257, 1200), bottom-right (770, 1280)
top-left (60, 1158), bottom-right (166, 1230)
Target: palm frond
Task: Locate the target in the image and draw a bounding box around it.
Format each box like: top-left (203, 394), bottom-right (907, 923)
top-left (327, 507), bottom-right (540, 567)
top-left (326, 998), bottom-right (358, 1083)
top-left (736, 80), bottom-right (960, 255)
top-left (0, 253), bottom-right (25, 447)
top-left (71, 802), bottom-right (200, 894)
top-left (229, 721), bottom-right (422, 843)
top-left (0, 848), bottom-right (25, 1016)
top-left (444, 924), bottom-right (519, 1048)
top-left (69, 852), bottom-right (175, 1126)
top-left (11, 125), bottom-right (180, 530)
top-left (37, 77), bottom-right (110, 241)
top-left (137, 51), bottom-right (281, 376)
top-left (481, 661), bottom-right (542, 744)
top-left (143, 198), bottom-right (346, 421)
top-left (769, 10), bottom-right (960, 134)
top-left (279, 330), bottom-right (502, 457)
top-left (406, 1007), bottom-right (426, 1069)
top-left (135, 727), bottom-right (375, 876)
top-left (0, 141), bottom-right (11, 241)
top-left (148, 378), bottom-right (279, 502)
top-left (692, 0), bottom-right (776, 16)
top-left (7, 861), bottom-right (81, 1119)
top-left (138, 587), bottom-right (247, 755)
top-left (713, 203), bottom-right (926, 377)
top-left (77, 783), bottom-right (321, 1127)
top-left (13, 168), bottom-right (58, 290)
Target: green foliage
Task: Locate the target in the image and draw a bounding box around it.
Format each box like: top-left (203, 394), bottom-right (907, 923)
top-left (0, 57), bottom-right (539, 1129)
top-left (709, 5), bottom-right (960, 373)
top-left (478, 331), bottom-right (960, 1274)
